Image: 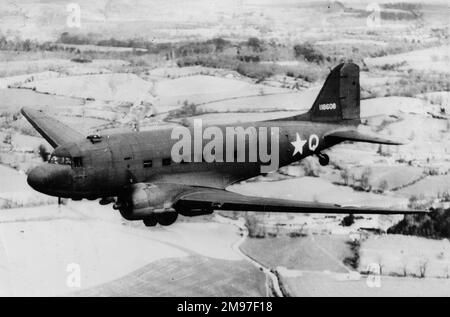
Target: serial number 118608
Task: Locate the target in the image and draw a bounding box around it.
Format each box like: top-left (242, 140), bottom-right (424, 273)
top-left (221, 301), bottom-right (272, 312)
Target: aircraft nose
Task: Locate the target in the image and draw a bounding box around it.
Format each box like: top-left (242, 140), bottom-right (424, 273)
top-left (27, 165), bottom-right (49, 192)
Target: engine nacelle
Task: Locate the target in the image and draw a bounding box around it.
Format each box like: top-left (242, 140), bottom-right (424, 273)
top-left (116, 183), bottom-right (175, 220)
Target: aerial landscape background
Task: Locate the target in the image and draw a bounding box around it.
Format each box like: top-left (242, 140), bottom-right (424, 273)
top-left (0, 0), bottom-right (449, 296)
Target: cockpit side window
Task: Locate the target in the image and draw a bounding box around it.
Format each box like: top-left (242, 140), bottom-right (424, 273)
top-left (49, 155), bottom-right (72, 165)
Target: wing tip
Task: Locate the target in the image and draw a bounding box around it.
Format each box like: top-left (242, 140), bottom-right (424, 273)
top-left (20, 106), bottom-right (33, 122)
top-left (387, 137), bottom-right (408, 146)
top-left (340, 204), bottom-right (429, 214)
top-left (20, 107), bottom-right (43, 120)
top-left (19, 107), bottom-right (83, 148)
top-left (20, 106), bottom-right (27, 116)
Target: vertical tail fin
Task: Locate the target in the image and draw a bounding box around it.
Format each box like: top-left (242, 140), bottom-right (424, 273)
top-left (286, 63), bottom-right (360, 123)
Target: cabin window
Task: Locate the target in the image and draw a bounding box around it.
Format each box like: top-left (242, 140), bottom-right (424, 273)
top-left (49, 155), bottom-right (72, 165)
top-left (73, 157), bottom-right (83, 168)
top-left (143, 160), bottom-right (153, 168)
top-left (124, 156), bottom-right (131, 161)
top-left (162, 158), bottom-right (171, 166)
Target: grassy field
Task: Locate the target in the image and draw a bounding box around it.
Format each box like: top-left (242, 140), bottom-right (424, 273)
top-left (397, 175), bottom-right (450, 198)
top-left (280, 272), bottom-right (450, 297)
top-left (0, 0), bottom-right (449, 297)
top-left (0, 165), bottom-right (56, 209)
top-left (365, 45), bottom-right (450, 73)
top-left (75, 255), bottom-right (266, 297)
top-left (198, 90), bottom-right (316, 113)
top-left (21, 73), bottom-right (152, 103)
top-left (240, 235), bottom-right (353, 273)
top-left (0, 164), bottom-right (29, 192)
top-left (418, 91), bottom-right (449, 110)
top-left (359, 234), bottom-right (450, 278)
top-left (0, 202), bottom-right (259, 296)
top-left (154, 75), bottom-right (288, 109)
top-left (0, 88), bottom-right (83, 113)
top-left (347, 165), bottom-right (425, 191)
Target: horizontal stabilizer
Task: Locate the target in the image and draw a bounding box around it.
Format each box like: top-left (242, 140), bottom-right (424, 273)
top-left (21, 107), bottom-right (84, 148)
top-left (325, 129), bottom-right (406, 145)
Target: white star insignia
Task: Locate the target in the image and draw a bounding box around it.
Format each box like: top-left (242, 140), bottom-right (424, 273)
top-left (291, 133), bottom-right (307, 156)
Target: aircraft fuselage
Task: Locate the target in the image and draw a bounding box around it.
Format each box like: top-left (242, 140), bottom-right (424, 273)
top-left (27, 120), bottom-right (345, 199)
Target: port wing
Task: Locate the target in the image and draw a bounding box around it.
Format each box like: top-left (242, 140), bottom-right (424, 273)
top-left (21, 107), bottom-right (84, 148)
top-left (174, 187), bottom-right (426, 214)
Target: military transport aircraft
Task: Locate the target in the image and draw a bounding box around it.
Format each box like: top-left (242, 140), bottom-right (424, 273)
top-left (22, 63), bottom-right (425, 227)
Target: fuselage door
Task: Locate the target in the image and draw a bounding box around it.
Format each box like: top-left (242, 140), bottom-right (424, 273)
top-left (72, 156), bottom-right (86, 187)
top-left (108, 134), bottom-right (142, 185)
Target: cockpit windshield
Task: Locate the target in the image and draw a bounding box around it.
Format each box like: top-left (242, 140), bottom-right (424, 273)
top-left (48, 155), bottom-right (72, 165)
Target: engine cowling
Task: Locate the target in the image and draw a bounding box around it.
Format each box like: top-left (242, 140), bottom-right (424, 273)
top-left (116, 183), bottom-right (175, 220)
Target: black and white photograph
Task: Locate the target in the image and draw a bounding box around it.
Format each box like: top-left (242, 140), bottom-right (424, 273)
top-left (0, 0), bottom-right (449, 299)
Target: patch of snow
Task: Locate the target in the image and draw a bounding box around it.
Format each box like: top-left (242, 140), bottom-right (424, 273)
top-left (365, 45), bottom-right (450, 73)
top-left (229, 177), bottom-right (407, 209)
top-left (0, 71), bottom-right (60, 89)
top-left (21, 73), bottom-right (154, 103)
top-left (361, 97), bottom-right (431, 117)
top-left (316, 39), bottom-right (387, 46)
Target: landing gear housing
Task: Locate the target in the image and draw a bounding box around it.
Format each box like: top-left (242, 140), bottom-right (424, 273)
top-left (317, 153), bottom-right (330, 166)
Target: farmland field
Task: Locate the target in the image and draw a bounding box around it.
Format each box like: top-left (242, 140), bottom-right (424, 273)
top-left (76, 255), bottom-right (266, 297)
top-left (0, 202), bottom-right (261, 296)
top-left (280, 272), bottom-right (450, 297)
top-left (0, 0), bottom-right (449, 297)
top-left (359, 234), bottom-right (450, 278)
top-left (241, 235), bottom-right (353, 273)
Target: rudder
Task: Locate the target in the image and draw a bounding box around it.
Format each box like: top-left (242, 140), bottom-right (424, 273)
top-left (310, 63), bottom-right (360, 122)
top-left (284, 63), bottom-right (360, 123)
